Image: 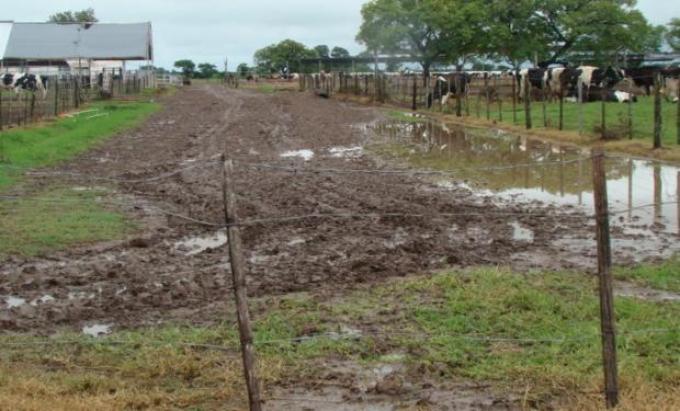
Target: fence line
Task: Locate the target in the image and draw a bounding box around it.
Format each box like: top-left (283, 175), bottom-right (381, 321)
top-left (301, 71), bottom-right (680, 148)
top-left (0, 327), bottom-right (675, 351)
top-left (0, 72), bottom-right (155, 131)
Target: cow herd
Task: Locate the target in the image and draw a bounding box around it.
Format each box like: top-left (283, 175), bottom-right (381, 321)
top-left (430, 66), bottom-right (680, 108)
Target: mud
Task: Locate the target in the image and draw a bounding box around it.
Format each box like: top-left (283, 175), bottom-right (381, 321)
top-left (0, 85), bottom-right (629, 334)
top-left (266, 360), bottom-right (519, 411)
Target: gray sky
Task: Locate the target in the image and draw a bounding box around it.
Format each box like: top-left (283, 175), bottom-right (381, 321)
top-left (5, 0), bottom-right (679, 70)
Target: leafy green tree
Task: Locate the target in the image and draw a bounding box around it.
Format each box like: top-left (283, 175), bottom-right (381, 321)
top-left (237, 63), bottom-right (251, 78)
top-left (486, 0), bottom-right (545, 68)
top-left (254, 39), bottom-right (317, 75)
top-left (530, 0), bottom-right (660, 65)
top-left (197, 63), bottom-right (219, 79)
top-left (331, 47), bottom-right (351, 59)
top-left (357, 0), bottom-right (487, 80)
top-left (48, 8), bottom-right (98, 23)
top-left (314, 45), bottom-right (330, 58)
top-left (174, 60), bottom-right (196, 78)
top-left (667, 18), bottom-right (680, 52)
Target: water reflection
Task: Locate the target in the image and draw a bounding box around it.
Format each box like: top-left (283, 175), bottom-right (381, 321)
top-left (370, 120), bottom-right (680, 238)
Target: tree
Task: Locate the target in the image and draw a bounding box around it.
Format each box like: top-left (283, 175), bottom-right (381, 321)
top-left (197, 63), bottom-right (219, 79)
top-left (237, 63), bottom-right (251, 78)
top-left (487, 0), bottom-right (545, 68)
top-left (49, 8), bottom-right (98, 23)
top-left (174, 60), bottom-right (196, 78)
top-left (254, 39), bottom-right (317, 75)
top-left (530, 0), bottom-right (660, 65)
top-left (331, 47), bottom-right (351, 59)
top-left (357, 0), bottom-right (487, 81)
top-left (314, 45), bottom-right (330, 58)
top-left (667, 18), bottom-right (680, 52)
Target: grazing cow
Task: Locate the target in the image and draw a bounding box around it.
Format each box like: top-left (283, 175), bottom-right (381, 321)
top-left (625, 67), bottom-right (657, 95)
top-left (1, 73), bottom-right (48, 98)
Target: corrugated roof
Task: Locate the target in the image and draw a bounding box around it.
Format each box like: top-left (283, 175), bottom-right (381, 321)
top-left (0, 22), bottom-right (13, 59)
top-left (3, 22), bottom-right (152, 61)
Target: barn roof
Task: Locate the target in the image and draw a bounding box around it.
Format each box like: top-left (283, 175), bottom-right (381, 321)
top-left (0, 21), bottom-right (13, 59)
top-left (2, 22), bottom-right (153, 61)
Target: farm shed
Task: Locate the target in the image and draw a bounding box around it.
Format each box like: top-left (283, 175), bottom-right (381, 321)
top-left (0, 21), bottom-right (153, 77)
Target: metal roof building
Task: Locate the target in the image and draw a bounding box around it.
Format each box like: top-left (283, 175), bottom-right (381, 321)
top-left (0, 21), bottom-right (153, 62)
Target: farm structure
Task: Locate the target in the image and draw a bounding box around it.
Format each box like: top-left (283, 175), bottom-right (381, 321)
top-left (0, 21), bottom-right (156, 129)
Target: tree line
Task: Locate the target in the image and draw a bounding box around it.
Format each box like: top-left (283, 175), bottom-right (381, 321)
top-left (251, 1), bottom-right (680, 79)
top-left (356, 0), bottom-right (678, 77)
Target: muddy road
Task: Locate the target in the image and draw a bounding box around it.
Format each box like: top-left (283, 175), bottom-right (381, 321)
top-left (1, 85), bottom-right (589, 333)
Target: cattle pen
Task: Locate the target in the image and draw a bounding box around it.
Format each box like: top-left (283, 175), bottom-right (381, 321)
top-left (297, 70), bottom-right (680, 148)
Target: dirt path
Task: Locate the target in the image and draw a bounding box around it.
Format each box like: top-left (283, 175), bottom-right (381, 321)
top-left (1, 85), bottom-right (588, 333)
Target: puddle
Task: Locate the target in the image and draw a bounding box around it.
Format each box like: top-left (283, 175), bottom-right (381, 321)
top-left (175, 230), bottom-right (227, 256)
top-left (369, 120), bottom-right (680, 261)
top-left (68, 291), bottom-right (96, 301)
top-left (287, 237), bottom-right (306, 247)
top-left (511, 221), bottom-right (535, 242)
top-left (329, 146), bottom-right (363, 158)
top-left (82, 324), bottom-right (113, 338)
top-left (384, 228), bottom-right (409, 249)
top-left (5, 296), bottom-right (26, 309)
top-left (281, 149), bottom-right (314, 161)
top-left (615, 282), bottom-right (680, 302)
top-left (30, 295), bottom-right (55, 306)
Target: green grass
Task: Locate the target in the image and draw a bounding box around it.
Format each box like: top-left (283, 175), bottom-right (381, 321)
top-left (471, 96), bottom-right (679, 145)
top-left (0, 100), bottom-right (160, 190)
top-left (0, 188), bottom-right (133, 257)
top-left (386, 109), bottom-right (428, 123)
top-left (1, 267), bottom-right (677, 409)
top-left (616, 258), bottom-right (680, 292)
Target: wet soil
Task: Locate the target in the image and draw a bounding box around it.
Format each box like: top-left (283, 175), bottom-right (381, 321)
top-left (1, 85), bottom-right (590, 333)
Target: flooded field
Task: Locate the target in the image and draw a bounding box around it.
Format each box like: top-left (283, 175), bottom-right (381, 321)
top-left (368, 119), bottom-right (680, 263)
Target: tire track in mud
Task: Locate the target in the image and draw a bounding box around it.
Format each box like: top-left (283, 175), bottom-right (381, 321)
top-left (0, 85), bottom-right (589, 333)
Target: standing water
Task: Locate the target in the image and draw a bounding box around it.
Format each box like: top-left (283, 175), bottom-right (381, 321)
top-left (368, 120), bottom-right (680, 262)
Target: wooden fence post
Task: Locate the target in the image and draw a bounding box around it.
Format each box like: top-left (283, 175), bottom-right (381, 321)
top-left (559, 91), bottom-right (564, 130)
top-left (628, 91), bottom-right (634, 140)
top-left (524, 76), bottom-right (532, 130)
top-left (496, 76), bottom-right (502, 122)
top-left (222, 158), bottom-right (263, 411)
top-left (54, 79), bottom-right (59, 117)
top-left (676, 79), bottom-right (679, 145)
top-left (455, 75), bottom-right (462, 117)
top-left (512, 73), bottom-right (517, 124)
top-left (484, 73), bottom-right (490, 120)
top-left (411, 76), bottom-right (417, 111)
top-left (591, 149), bottom-right (619, 409)
top-left (578, 78), bottom-right (584, 135)
top-left (601, 88), bottom-right (607, 140)
top-left (654, 72), bottom-right (662, 149)
top-left (542, 77), bottom-right (548, 127)
top-left (30, 92), bottom-right (36, 123)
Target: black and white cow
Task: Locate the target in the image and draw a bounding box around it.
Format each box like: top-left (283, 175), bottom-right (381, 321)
top-left (430, 73), bottom-right (471, 107)
top-left (517, 68), bottom-right (549, 100)
top-left (1, 73), bottom-right (48, 98)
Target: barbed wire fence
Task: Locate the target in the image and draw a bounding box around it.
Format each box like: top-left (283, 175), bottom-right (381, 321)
top-left (300, 71), bottom-right (680, 149)
top-left (1, 151), bottom-right (679, 409)
top-left (0, 70), bottom-right (155, 131)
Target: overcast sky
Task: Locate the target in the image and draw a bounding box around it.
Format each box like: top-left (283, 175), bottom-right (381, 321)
top-left (5, 0), bottom-right (680, 70)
